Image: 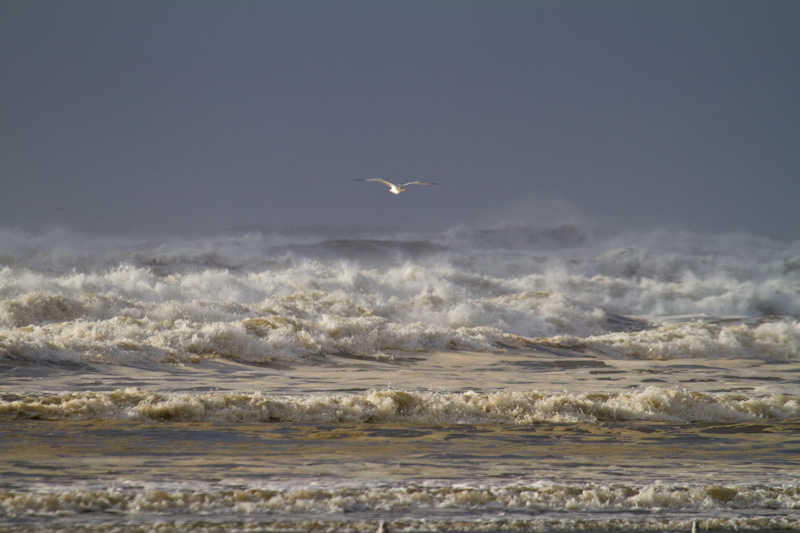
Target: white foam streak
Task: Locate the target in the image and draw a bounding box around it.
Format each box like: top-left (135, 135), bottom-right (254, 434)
top-left (2, 480), bottom-right (798, 520)
top-left (3, 387), bottom-right (797, 424)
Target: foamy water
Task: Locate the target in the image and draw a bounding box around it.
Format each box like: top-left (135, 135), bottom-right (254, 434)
top-left (1, 225), bottom-right (798, 531)
top-left (3, 386), bottom-right (799, 425)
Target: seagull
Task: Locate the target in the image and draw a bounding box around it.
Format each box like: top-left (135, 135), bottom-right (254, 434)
top-left (355, 178), bottom-right (438, 195)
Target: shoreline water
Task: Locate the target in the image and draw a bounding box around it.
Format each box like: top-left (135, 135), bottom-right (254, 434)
top-left (3, 347), bottom-right (798, 532)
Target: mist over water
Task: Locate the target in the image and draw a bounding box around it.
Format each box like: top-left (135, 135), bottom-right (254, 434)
top-left (1, 223), bottom-right (799, 532)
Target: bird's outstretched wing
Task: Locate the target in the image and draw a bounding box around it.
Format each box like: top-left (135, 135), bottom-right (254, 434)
top-left (401, 181), bottom-right (438, 186)
top-left (354, 178), bottom-right (398, 188)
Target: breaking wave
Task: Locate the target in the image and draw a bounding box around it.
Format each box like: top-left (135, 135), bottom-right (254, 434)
top-left (2, 226), bottom-right (799, 366)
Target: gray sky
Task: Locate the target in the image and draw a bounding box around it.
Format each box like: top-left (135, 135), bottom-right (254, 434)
top-left (2, 1), bottom-right (799, 237)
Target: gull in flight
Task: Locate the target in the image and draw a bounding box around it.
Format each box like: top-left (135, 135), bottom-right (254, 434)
top-left (355, 178), bottom-right (438, 195)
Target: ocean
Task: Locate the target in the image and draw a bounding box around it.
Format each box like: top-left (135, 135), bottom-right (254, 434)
top-left (1, 224), bottom-right (798, 532)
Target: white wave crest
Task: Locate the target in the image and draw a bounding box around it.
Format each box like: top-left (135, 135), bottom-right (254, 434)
top-left (542, 319), bottom-right (800, 361)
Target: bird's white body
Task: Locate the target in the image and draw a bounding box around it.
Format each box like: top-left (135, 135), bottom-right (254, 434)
top-left (355, 178), bottom-right (438, 194)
